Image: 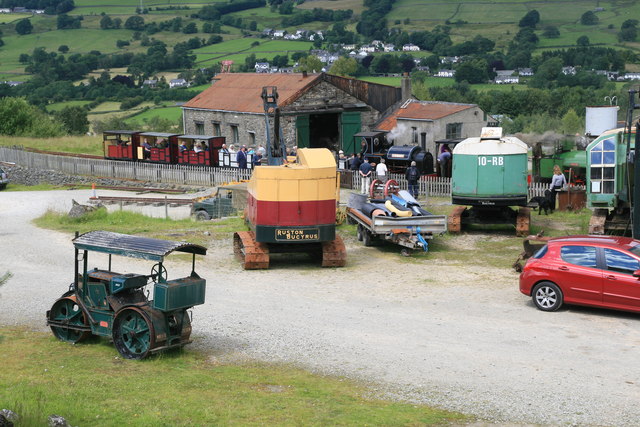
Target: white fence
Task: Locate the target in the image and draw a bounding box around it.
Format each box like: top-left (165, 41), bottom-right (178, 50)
top-left (0, 146), bottom-right (567, 198)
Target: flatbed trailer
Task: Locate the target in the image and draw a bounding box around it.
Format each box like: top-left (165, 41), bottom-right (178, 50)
top-left (347, 207), bottom-right (447, 256)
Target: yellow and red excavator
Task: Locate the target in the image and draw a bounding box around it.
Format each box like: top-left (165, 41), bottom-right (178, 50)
top-left (233, 87), bottom-right (347, 269)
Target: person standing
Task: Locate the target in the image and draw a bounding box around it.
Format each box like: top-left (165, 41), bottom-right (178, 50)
top-left (437, 145), bottom-right (452, 177)
top-left (549, 165), bottom-right (567, 210)
top-left (237, 145), bottom-right (248, 169)
top-left (376, 158), bottom-right (388, 182)
top-left (349, 153), bottom-right (362, 171)
top-left (405, 161), bottom-right (420, 199)
top-left (359, 159), bottom-right (373, 195)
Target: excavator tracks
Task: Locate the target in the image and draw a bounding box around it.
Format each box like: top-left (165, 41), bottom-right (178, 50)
top-left (321, 235), bottom-right (347, 267)
top-left (234, 231), bottom-right (347, 269)
top-left (233, 231), bottom-right (270, 270)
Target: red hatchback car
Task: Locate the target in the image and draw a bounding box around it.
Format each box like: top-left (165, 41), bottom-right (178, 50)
top-left (520, 235), bottom-right (640, 313)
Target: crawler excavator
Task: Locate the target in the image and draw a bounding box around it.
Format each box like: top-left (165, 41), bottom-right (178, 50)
top-left (233, 86), bottom-right (347, 269)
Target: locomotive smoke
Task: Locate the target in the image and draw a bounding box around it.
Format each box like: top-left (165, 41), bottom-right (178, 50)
top-left (387, 123), bottom-right (409, 143)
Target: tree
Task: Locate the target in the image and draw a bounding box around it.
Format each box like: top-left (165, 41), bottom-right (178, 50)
top-left (519, 10), bottom-right (540, 28)
top-left (296, 55), bottom-right (324, 73)
top-left (560, 109), bottom-right (582, 134)
top-left (15, 19), bottom-right (33, 35)
top-left (125, 16), bottom-right (145, 31)
top-left (100, 15), bottom-right (113, 29)
top-left (455, 58), bottom-right (489, 84)
top-left (580, 11), bottom-right (599, 25)
top-left (577, 35), bottom-right (590, 46)
top-left (329, 57), bottom-right (357, 77)
top-left (0, 97), bottom-right (64, 137)
top-left (55, 105), bottom-right (89, 135)
top-left (542, 26), bottom-right (560, 38)
top-left (58, 45), bottom-right (69, 53)
top-left (182, 22), bottom-right (197, 34)
top-left (619, 20), bottom-right (638, 42)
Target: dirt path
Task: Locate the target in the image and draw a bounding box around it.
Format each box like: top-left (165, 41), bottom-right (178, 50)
top-left (1, 190), bottom-right (639, 426)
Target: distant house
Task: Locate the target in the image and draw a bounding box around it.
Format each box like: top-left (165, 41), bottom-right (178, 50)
top-left (255, 62), bottom-right (270, 73)
top-left (494, 75), bottom-right (519, 84)
top-left (384, 44), bottom-right (395, 52)
top-left (262, 28), bottom-right (273, 37)
top-left (518, 68), bottom-right (533, 76)
top-left (624, 73), bottom-right (640, 80)
top-left (441, 56), bottom-right (461, 64)
top-left (436, 69), bottom-right (455, 78)
top-left (272, 29), bottom-right (286, 38)
top-left (402, 44), bottom-right (420, 52)
top-left (342, 44), bottom-right (356, 51)
top-left (143, 79), bottom-right (158, 88)
top-left (169, 78), bottom-right (188, 88)
top-left (415, 66), bottom-right (430, 72)
top-left (4, 81), bottom-right (24, 87)
top-left (0, 8), bottom-right (11, 12)
top-left (359, 45), bottom-right (376, 53)
top-left (562, 66), bottom-right (577, 75)
top-left (309, 31), bottom-right (323, 41)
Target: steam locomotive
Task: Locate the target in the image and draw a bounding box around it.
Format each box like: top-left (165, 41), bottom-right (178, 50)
top-left (351, 131), bottom-right (435, 175)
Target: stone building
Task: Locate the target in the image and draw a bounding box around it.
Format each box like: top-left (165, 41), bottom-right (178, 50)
top-left (181, 72), bottom-right (404, 155)
top-left (375, 99), bottom-right (493, 157)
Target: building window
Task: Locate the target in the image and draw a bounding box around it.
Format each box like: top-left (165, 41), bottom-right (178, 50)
top-left (231, 125), bottom-right (239, 145)
top-left (590, 138), bottom-right (615, 194)
top-left (212, 122), bottom-right (221, 136)
top-left (412, 127), bottom-right (418, 144)
top-left (248, 131), bottom-right (256, 147)
top-left (446, 123), bottom-right (462, 139)
top-left (194, 121), bottom-right (204, 135)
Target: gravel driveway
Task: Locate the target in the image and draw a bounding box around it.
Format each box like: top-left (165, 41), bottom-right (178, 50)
top-left (1, 189), bottom-right (639, 426)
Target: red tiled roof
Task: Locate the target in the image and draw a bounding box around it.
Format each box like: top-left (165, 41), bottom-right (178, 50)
top-left (377, 101), bottom-right (475, 131)
top-left (182, 73), bottom-right (323, 113)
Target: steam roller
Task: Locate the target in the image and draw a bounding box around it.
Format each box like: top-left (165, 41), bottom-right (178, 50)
top-left (233, 147), bottom-right (347, 269)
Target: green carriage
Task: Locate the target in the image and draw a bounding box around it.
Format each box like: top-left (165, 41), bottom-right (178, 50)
top-left (46, 231), bottom-right (207, 359)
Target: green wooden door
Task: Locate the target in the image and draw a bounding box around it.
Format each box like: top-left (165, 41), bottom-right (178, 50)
top-left (341, 112), bottom-right (361, 155)
top-left (296, 115), bottom-right (309, 148)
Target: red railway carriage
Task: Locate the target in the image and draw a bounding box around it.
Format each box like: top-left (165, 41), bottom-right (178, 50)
top-left (103, 130), bottom-right (141, 161)
top-left (176, 135), bottom-right (225, 166)
top-left (140, 132), bottom-right (180, 164)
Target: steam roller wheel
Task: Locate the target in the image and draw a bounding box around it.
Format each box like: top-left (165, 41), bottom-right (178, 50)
top-left (48, 296), bottom-right (90, 344)
top-left (384, 179), bottom-right (400, 197)
top-left (113, 307), bottom-right (156, 359)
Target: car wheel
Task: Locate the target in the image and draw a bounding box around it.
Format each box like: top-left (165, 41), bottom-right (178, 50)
top-left (362, 230), bottom-right (373, 247)
top-left (357, 224), bottom-right (364, 241)
top-left (532, 281), bottom-right (563, 312)
top-left (195, 210), bottom-right (211, 221)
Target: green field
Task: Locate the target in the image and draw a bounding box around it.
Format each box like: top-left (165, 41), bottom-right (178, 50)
top-left (45, 100), bottom-right (93, 112)
top-left (129, 105), bottom-right (183, 123)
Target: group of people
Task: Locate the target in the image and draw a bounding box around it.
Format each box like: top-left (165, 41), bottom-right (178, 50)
top-left (178, 140), bottom-right (208, 153)
top-left (219, 143), bottom-right (267, 168)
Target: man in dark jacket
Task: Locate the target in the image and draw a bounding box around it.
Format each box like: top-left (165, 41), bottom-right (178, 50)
top-left (359, 159), bottom-right (373, 194)
top-left (405, 161), bottom-right (420, 198)
top-left (349, 153), bottom-right (362, 171)
top-left (237, 145), bottom-right (248, 168)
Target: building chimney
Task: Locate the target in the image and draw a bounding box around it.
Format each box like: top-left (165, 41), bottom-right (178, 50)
top-left (302, 70), bottom-right (308, 78)
top-left (401, 72), bottom-right (411, 101)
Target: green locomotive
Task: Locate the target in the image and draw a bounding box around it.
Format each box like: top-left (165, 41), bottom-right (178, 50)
top-left (46, 231), bottom-right (207, 359)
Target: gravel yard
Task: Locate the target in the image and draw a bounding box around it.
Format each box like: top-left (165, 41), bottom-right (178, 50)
top-left (1, 189), bottom-right (640, 426)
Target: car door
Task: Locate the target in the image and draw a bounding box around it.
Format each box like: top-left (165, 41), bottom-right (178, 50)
top-left (557, 245), bottom-right (603, 304)
top-left (602, 248), bottom-right (640, 311)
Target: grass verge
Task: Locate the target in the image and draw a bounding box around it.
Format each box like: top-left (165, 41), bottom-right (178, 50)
top-left (33, 208), bottom-right (245, 247)
top-left (0, 327), bottom-right (465, 426)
